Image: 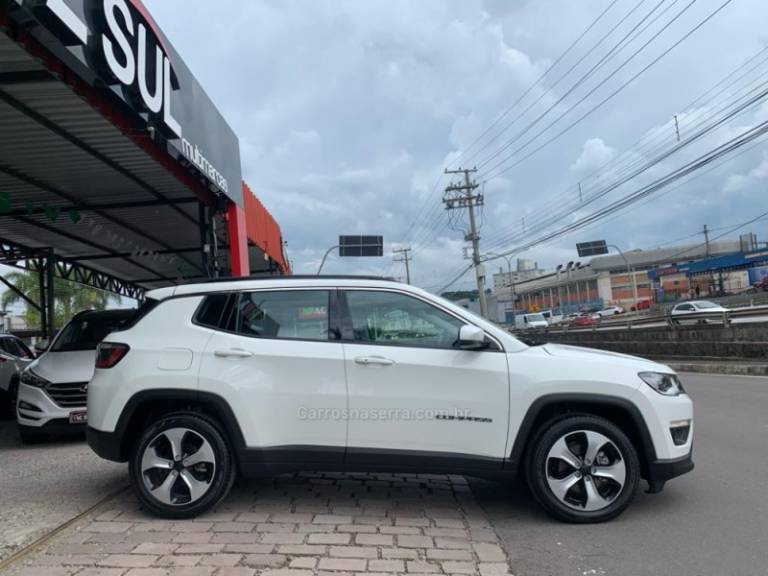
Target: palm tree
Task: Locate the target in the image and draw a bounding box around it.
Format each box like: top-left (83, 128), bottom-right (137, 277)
top-left (0, 270), bottom-right (121, 330)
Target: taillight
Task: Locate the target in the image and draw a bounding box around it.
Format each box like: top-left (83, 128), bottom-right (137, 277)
top-left (96, 342), bottom-right (130, 369)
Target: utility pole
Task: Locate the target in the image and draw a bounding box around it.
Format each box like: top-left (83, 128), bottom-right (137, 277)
top-left (703, 224), bottom-right (710, 258)
top-left (393, 246), bottom-right (413, 284)
top-left (674, 115), bottom-right (681, 142)
top-left (444, 167), bottom-right (487, 317)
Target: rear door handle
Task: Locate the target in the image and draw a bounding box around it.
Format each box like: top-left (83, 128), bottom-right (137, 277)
top-left (355, 355), bottom-right (395, 366)
top-left (214, 348), bottom-right (254, 359)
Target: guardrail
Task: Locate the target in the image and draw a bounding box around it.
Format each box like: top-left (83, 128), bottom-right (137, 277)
top-left (512, 304), bottom-right (768, 336)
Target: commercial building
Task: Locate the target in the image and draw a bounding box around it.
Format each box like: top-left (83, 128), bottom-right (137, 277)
top-left (491, 258), bottom-right (545, 291)
top-left (495, 237), bottom-right (753, 319)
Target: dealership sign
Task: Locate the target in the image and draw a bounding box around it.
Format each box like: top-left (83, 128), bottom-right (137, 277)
top-left (9, 0), bottom-right (241, 203)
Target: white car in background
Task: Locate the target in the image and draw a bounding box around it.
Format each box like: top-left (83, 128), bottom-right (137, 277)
top-left (670, 300), bottom-right (728, 324)
top-left (0, 334), bottom-right (35, 409)
top-left (594, 306), bottom-right (626, 317)
top-left (16, 309), bottom-right (135, 442)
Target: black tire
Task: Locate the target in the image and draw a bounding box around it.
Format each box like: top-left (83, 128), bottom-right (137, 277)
top-left (129, 412), bottom-right (236, 519)
top-left (526, 415), bottom-right (640, 523)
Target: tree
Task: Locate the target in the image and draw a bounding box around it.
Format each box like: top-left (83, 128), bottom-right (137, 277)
top-left (0, 271), bottom-right (120, 330)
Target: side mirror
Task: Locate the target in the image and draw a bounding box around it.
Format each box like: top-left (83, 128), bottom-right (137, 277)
top-left (34, 339), bottom-right (49, 354)
top-left (456, 325), bottom-right (489, 351)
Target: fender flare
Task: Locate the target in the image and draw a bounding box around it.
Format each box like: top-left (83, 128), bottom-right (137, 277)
top-left (114, 388), bottom-right (246, 457)
top-left (507, 393), bottom-right (657, 472)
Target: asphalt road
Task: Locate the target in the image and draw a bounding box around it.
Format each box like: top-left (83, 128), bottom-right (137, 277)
top-left (471, 373), bottom-right (768, 576)
top-left (0, 417), bottom-right (126, 562)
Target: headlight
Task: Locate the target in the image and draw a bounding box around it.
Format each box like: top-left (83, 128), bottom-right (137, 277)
top-left (639, 372), bottom-right (685, 396)
top-left (20, 369), bottom-right (49, 389)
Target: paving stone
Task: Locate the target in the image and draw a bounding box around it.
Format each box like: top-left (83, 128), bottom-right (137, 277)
top-left (354, 533), bottom-right (394, 546)
top-left (435, 537), bottom-right (472, 550)
top-left (312, 514), bottom-right (353, 525)
top-left (241, 554), bottom-right (289, 567)
top-left (380, 547), bottom-right (419, 560)
top-left (307, 533), bottom-right (352, 545)
top-left (198, 553), bottom-right (242, 566)
top-left (156, 554), bottom-right (202, 566)
top-left (472, 543), bottom-right (506, 562)
top-left (256, 523), bottom-right (296, 533)
top-left (173, 533), bottom-right (214, 544)
top-left (260, 570), bottom-right (314, 576)
top-left (406, 560), bottom-right (442, 573)
top-left (260, 533), bottom-right (306, 544)
top-left (328, 545), bottom-right (379, 558)
top-left (98, 554), bottom-right (159, 568)
top-left (211, 533), bottom-right (261, 544)
top-left (442, 559), bottom-right (479, 573)
top-left (235, 513), bottom-right (270, 523)
top-left (289, 556), bottom-right (318, 569)
top-left (368, 559), bottom-right (406, 572)
top-left (317, 557), bottom-right (367, 571)
top-left (478, 562), bottom-right (512, 576)
top-left (175, 544), bottom-right (224, 554)
top-left (222, 543), bottom-right (275, 554)
top-left (173, 522), bottom-right (214, 533)
top-left (123, 569), bottom-right (170, 576)
top-left (84, 522), bottom-right (134, 533)
top-left (335, 524), bottom-right (377, 533)
top-left (379, 525), bottom-right (422, 535)
top-left (215, 569), bottom-right (257, 576)
top-left (276, 544), bottom-right (327, 555)
top-left (268, 513), bottom-right (314, 523)
top-left (210, 522), bottom-right (255, 533)
top-left (131, 543), bottom-right (179, 555)
top-left (397, 535), bottom-right (434, 549)
top-left (427, 548), bottom-right (474, 561)
top-left (76, 569), bottom-right (126, 576)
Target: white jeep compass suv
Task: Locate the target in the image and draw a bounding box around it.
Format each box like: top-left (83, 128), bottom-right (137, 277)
top-left (87, 276), bottom-right (693, 523)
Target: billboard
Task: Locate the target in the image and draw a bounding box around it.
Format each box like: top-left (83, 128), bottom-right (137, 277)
top-left (576, 240), bottom-right (609, 258)
top-left (339, 236), bottom-right (383, 257)
top-left (7, 0), bottom-right (243, 205)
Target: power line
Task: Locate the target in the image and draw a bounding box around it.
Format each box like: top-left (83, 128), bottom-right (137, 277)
top-left (480, 0), bottom-right (735, 182)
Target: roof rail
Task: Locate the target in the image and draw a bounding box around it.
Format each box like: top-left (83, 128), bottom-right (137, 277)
top-left (180, 274), bottom-right (399, 285)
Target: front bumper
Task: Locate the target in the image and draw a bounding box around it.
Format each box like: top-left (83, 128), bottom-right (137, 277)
top-left (16, 383), bottom-right (84, 429)
top-left (646, 452), bottom-right (694, 493)
top-left (18, 417), bottom-right (86, 437)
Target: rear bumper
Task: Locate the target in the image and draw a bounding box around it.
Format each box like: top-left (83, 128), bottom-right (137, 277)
top-left (646, 452), bottom-right (694, 493)
top-left (87, 426), bottom-right (126, 462)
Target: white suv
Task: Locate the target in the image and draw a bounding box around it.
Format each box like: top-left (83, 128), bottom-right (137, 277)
top-left (17, 309), bottom-right (136, 442)
top-left (87, 277), bottom-right (693, 523)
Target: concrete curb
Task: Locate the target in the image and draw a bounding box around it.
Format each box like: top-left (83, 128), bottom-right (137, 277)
top-left (661, 361), bottom-right (768, 376)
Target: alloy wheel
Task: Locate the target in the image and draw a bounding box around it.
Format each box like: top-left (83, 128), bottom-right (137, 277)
top-left (545, 430), bottom-right (627, 512)
top-left (140, 427), bottom-right (216, 506)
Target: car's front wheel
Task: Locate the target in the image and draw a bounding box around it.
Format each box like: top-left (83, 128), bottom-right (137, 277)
top-left (527, 415), bottom-right (640, 523)
top-left (129, 412), bottom-right (236, 519)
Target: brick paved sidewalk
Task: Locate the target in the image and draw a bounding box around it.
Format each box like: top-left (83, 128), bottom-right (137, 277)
top-left (2, 473), bottom-right (514, 576)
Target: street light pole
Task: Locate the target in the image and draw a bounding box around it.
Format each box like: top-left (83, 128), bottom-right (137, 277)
top-left (608, 244), bottom-right (639, 310)
top-left (317, 245), bottom-right (340, 275)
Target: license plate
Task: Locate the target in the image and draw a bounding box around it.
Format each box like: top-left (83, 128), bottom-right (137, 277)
top-left (69, 411), bottom-right (88, 424)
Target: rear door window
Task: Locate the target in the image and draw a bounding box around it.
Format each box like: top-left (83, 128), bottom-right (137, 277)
top-left (233, 291), bottom-right (330, 342)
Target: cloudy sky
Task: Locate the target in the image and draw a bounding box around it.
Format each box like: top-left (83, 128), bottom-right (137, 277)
top-left (143, 0), bottom-right (768, 291)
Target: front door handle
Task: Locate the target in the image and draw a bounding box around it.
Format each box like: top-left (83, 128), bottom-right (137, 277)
top-left (355, 355), bottom-right (395, 366)
top-left (214, 348), bottom-right (254, 359)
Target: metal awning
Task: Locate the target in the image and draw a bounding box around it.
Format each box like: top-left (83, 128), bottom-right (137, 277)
top-left (0, 30), bottom-right (216, 290)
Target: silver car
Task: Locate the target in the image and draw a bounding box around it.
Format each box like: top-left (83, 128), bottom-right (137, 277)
top-left (0, 334), bottom-right (35, 408)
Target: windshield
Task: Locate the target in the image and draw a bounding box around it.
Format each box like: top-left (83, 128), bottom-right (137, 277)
top-left (525, 314), bottom-right (546, 323)
top-left (52, 314), bottom-right (133, 352)
top-left (695, 301), bottom-right (720, 309)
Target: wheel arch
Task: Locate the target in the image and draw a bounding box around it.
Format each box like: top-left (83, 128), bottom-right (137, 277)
top-left (508, 394), bottom-right (657, 479)
top-left (114, 389), bottom-right (246, 462)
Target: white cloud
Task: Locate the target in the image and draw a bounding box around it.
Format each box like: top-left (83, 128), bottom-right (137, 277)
top-left (570, 138), bottom-right (616, 173)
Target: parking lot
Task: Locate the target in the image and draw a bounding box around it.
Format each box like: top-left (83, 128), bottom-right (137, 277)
top-left (1, 373), bottom-right (765, 576)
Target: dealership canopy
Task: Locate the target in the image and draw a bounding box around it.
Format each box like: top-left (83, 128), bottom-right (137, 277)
top-left (0, 0), bottom-right (290, 337)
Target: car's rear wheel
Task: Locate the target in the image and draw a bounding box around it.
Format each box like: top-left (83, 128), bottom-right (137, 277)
top-left (129, 412), bottom-right (236, 519)
top-left (527, 415), bottom-right (640, 523)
